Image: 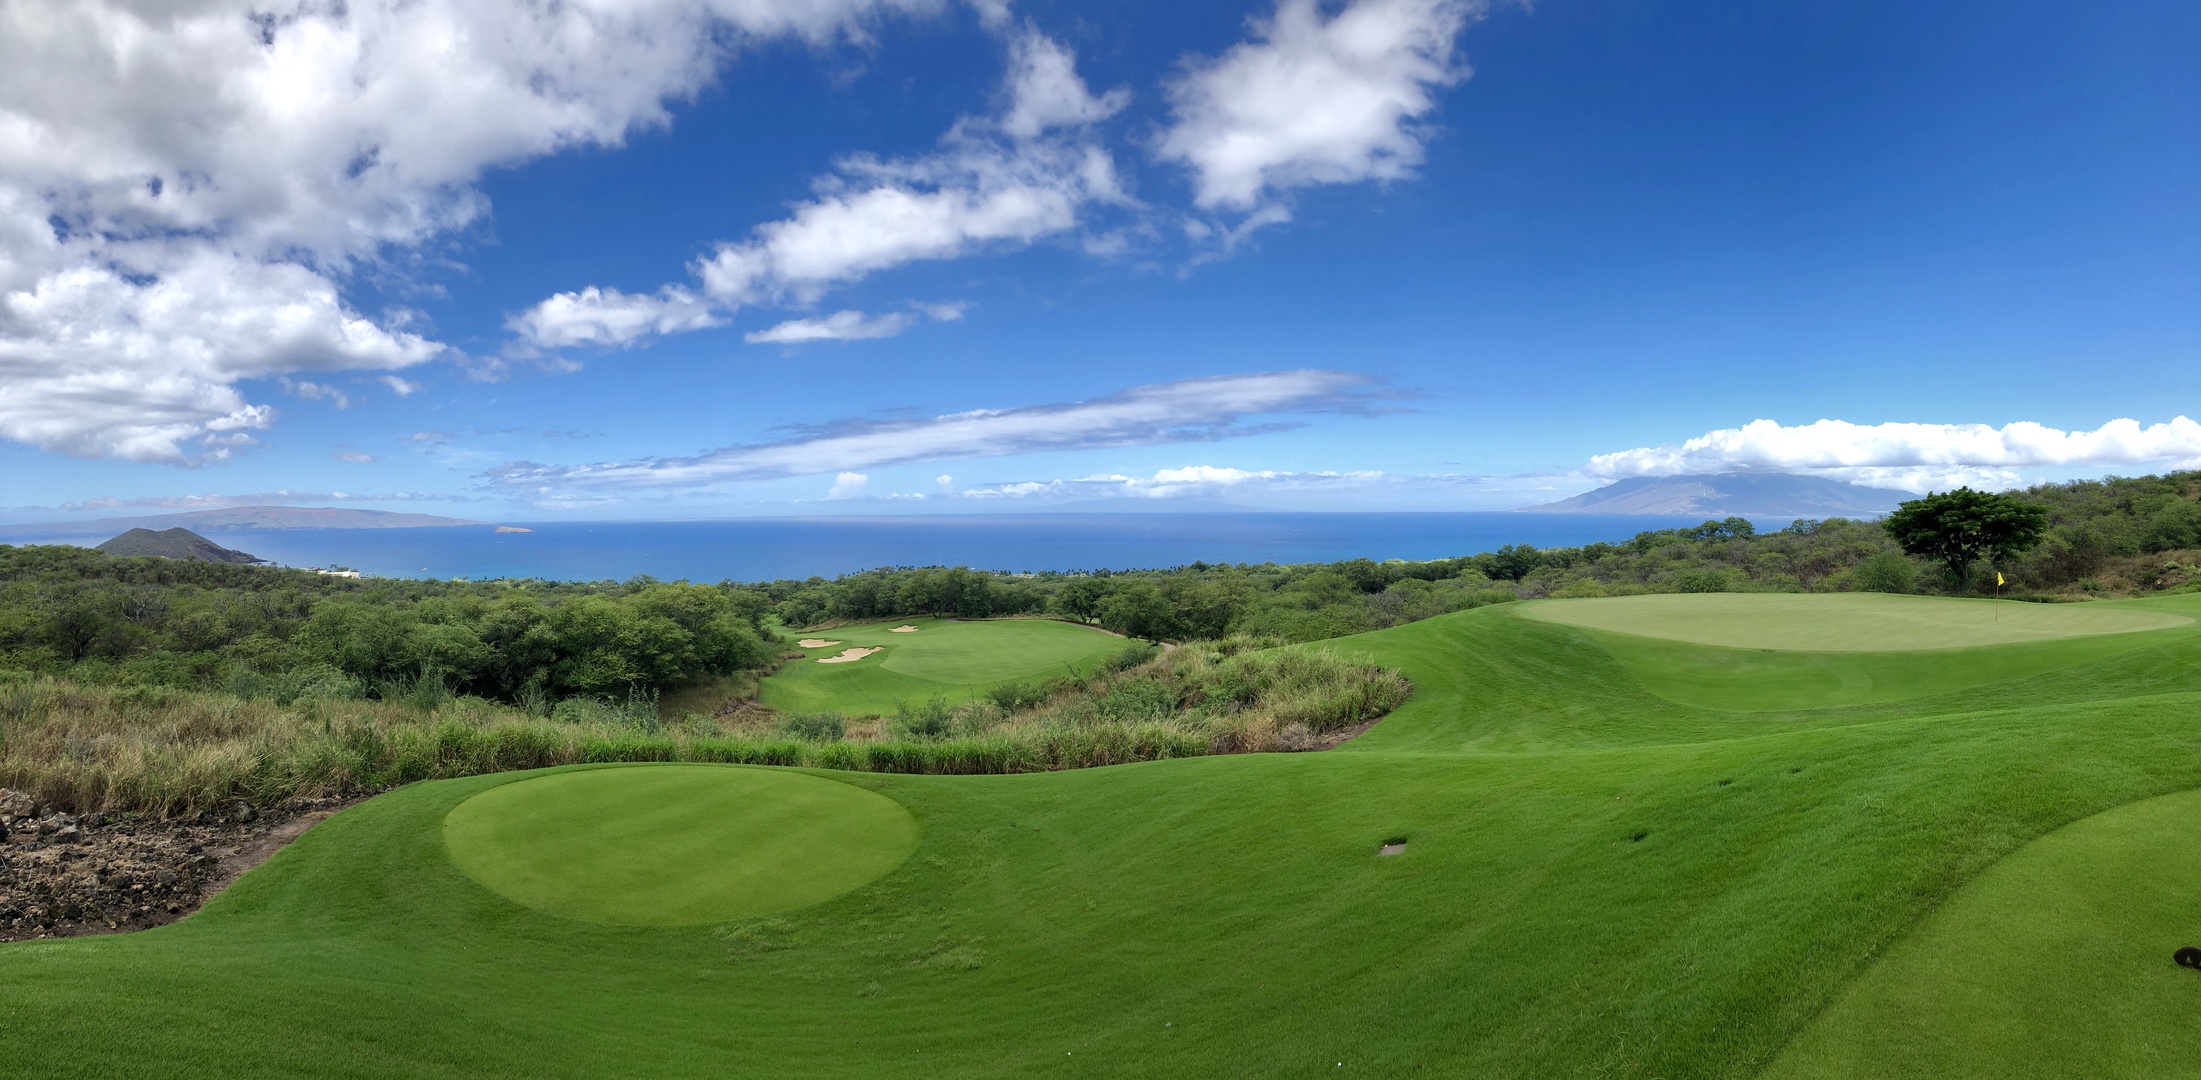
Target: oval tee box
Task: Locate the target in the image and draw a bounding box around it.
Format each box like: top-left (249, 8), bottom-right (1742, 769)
top-left (441, 764), bottom-right (917, 926)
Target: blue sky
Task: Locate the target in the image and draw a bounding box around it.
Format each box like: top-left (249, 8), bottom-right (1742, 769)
top-left (2, 0), bottom-right (2196, 522)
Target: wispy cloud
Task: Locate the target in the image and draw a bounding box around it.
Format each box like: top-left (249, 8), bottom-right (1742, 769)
top-left (58, 490), bottom-right (461, 513)
top-left (870, 463), bottom-right (1571, 510)
top-left (334, 447), bottom-right (377, 463)
top-left (280, 377), bottom-right (350, 409)
top-left (510, 29), bottom-right (1126, 354)
top-left (694, 32), bottom-right (1128, 310)
top-left (746, 311), bottom-right (912, 344)
top-left (1588, 417), bottom-right (2201, 490)
top-left (958, 464), bottom-right (1388, 499)
top-left (744, 301), bottom-right (971, 344)
top-left (486, 370), bottom-right (1389, 494)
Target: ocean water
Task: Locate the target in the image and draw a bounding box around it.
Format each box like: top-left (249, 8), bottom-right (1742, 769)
top-left (43, 512), bottom-right (1738, 583)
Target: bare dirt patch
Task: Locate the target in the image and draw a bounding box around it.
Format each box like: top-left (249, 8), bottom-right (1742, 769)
top-left (0, 788), bottom-right (364, 943)
top-left (797, 639), bottom-right (843, 649)
top-left (817, 647), bottom-right (884, 664)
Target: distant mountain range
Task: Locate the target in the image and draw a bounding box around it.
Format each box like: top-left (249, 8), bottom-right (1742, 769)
top-left (94, 528), bottom-right (264, 564)
top-left (1525, 473), bottom-right (1909, 517)
top-left (3, 505), bottom-right (487, 538)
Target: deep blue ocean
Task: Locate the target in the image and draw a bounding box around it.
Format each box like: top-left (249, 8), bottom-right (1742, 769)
top-left (9, 512), bottom-right (1746, 583)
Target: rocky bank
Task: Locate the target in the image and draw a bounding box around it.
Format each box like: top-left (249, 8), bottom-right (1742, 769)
top-left (0, 789), bottom-right (358, 943)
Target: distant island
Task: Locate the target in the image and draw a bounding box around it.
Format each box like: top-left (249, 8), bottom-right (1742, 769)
top-left (1525, 473), bottom-right (1908, 517)
top-left (94, 528), bottom-right (263, 564)
top-left (4, 505), bottom-right (489, 538)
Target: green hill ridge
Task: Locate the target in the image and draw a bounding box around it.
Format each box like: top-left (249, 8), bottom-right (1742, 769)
top-left (92, 527), bottom-right (263, 564)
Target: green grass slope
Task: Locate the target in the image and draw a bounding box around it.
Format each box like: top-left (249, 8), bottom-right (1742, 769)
top-left (759, 617), bottom-right (1128, 716)
top-left (5, 595), bottom-right (2201, 1078)
top-left (1520, 591), bottom-right (2191, 650)
top-left (1765, 787), bottom-right (2201, 1080)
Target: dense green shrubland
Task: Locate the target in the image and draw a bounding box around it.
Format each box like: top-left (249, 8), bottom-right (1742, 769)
top-left (3, 471), bottom-right (2194, 713)
top-left (748, 473), bottom-right (2198, 637)
top-left (0, 545), bottom-right (775, 704)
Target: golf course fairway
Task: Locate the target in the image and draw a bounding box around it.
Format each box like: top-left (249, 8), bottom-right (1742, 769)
top-left (1765, 787), bottom-right (2201, 1080)
top-left (442, 766), bottom-right (918, 925)
top-left (760, 617), bottom-right (1129, 715)
top-left (5, 592), bottom-right (2200, 1078)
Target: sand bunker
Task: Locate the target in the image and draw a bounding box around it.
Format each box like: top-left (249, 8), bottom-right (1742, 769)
top-left (890, 625), bottom-right (920, 633)
top-left (817, 647), bottom-right (883, 664)
top-left (797, 639), bottom-right (842, 649)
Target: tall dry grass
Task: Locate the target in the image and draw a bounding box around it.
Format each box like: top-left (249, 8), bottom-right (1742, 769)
top-left (0, 643), bottom-right (1409, 815)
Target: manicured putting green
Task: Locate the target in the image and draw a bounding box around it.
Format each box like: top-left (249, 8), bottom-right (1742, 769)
top-left (1765, 787), bottom-right (2201, 1079)
top-left (1522, 592), bottom-right (2190, 651)
top-left (442, 765), bottom-right (917, 925)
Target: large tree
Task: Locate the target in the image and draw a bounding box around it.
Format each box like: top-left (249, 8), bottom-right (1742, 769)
top-left (1883, 487), bottom-right (2049, 588)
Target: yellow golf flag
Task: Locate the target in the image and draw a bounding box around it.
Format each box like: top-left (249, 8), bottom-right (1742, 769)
top-left (1996, 571), bottom-right (2005, 587)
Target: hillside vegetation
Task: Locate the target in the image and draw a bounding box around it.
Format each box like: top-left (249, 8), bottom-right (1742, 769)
top-left (3, 592), bottom-right (2197, 1077)
top-left (3, 471), bottom-right (2194, 716)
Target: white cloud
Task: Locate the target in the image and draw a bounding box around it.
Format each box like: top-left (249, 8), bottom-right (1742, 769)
top-left (334, 448), bottom-right (377, 463)
top-left (960, 464), bottom-right (1387, 500)
top-left (827, 471), bottom-right (870, 498)
top-left (1588, 417), bottom-right (2201, 491)
top-left (485, 369), bottom-right (1382, 494)
top-left (695, 32), bottom-right (1128, 307)
top-left (57, 489), bottom-right (454, 512)
top-left (743, 300), bottom-right (971, 344)
top-left (1000, 30), bottom-right (1132, 139)
top-left (940, 463), bottom-right (1565, 511)
top-left (745, 310), bottom-right (912, 344)
top-left (379, 375), bottom-right (421, 396)
top-left (1158, 0), bottom-right (1480, 211)
top-left (521, 28), bottom-right (1126, 352)
top-left (936, 473), bottom-right (955, 488)
top-left (506, 286), bottom-right (723, 350)
top-left (0, 0), bottom-right (930, 460)
top-left (0, 250), bottom-right (441, 461)
top-left (912, 300), bottom-right (975, 322)
top-left (282, 377), bottom-right (350, 409)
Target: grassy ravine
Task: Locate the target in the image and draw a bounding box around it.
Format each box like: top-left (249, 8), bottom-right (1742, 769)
top-left (4, 592), bottom-right (2200, 1078)
top-left (0, 642), bottom-right (1407, 815)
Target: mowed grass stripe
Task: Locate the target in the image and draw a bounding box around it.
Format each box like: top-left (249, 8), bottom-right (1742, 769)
top-left (1765, 787), bottom-right (2201, 1080)
top-left (1582, 630), bottom-right (2160, 711)
top-left (1521, 592), bottom-right (2191, 651)
top-left (442, 765), bottom-right (918, 925)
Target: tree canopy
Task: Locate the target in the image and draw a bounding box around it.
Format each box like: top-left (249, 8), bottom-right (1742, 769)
top-left (1883, 488), bottom-right (2050, 588)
